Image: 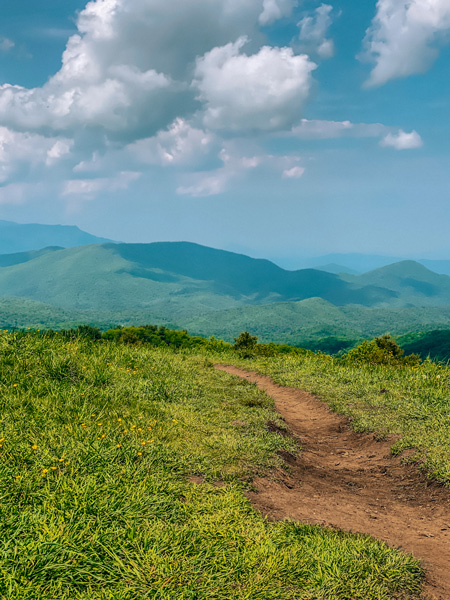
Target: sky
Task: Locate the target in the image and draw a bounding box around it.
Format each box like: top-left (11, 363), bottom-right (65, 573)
top-left (0, 0), bottom-right (449, 265)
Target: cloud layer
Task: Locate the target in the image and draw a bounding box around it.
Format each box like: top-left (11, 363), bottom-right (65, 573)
top-left (0, 0), bottom-right (427, 204)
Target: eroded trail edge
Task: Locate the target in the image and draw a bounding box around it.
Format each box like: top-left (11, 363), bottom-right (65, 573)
top-left (215, 364), bottom-right (450, 600)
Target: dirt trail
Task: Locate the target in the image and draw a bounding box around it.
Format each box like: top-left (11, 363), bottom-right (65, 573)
top-left (215, 365), bottom-right (450, 600)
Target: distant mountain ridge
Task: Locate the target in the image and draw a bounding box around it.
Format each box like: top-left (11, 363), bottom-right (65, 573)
top-left (281, 253), bottom-right (450, 278)
top-left (2, 227), bottom-right (450, 344)
top-left (0, 220), bottom-right (114, 254)
top-left (0, 241), bottom-right (449, 318)
top-left (0, 242), bottom-right (398, 320)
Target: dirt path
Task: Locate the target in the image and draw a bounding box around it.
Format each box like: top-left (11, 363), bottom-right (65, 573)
top-left (215, 365), bottom-right (450, 600)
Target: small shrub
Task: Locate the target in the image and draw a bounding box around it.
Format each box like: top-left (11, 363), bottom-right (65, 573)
top-left (234, 331), bottom-right (258, 358)
top-left (346, 335), bottom-right (420, 366)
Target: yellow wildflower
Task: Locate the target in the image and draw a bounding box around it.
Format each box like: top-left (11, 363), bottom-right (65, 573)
top-left (137, 452), bottom-right (142, 456)
top-left (31, 444), bottom-right (38, 451)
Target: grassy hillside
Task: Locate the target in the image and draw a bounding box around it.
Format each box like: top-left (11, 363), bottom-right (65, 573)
top-left (0, 245), bottom-right (243, 318)
top-left (397, 330), bottom-right (450, 362)
top-left (0, 332), bottom-right (422, 599)
top-left (0, 247), bottom-right (63, 268)
top-left (185, 298), bottom-right (450, 346)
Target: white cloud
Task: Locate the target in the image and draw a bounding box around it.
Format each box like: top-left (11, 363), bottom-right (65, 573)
top-left (177, 172), bottom-right (231, 198)
top-left (0, 127), bottom-right (73, 183)
top-left (362, 0), bottom-right (450, 87)
top-left (0, 37), bottom-right (14, 53)
top-left (66, 171), bottom-right (140, 194)
top-left (289, 118), bottom-right (387, 139)
top-left (177, 145), bottom-right (304, 197)
top-left (0, 0), bottom-right (429, 206)
top-left (259, 0), bottom-right (298, 26)
top-left (380, 129), bottom-right (424, 150)
top-left (297, 4), bottom-right (336, 59)
top-left (0, 0), bottom-right (278, 138)
top-left (283, 166), bottom-right (305, 178)
top-left (194, 38), bottom-right (317, 132)
top-left (289, 119), bottom-right (425, 150)
top-left (62, 171), bottom-right (141, 197)
top-left (128, 119), bottom-right (216, 167)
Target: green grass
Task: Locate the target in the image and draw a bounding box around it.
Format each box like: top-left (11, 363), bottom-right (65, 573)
top-left (222, 351), bottom-right (450, 484)
top-left (0, 332), bottom-right (422, 599)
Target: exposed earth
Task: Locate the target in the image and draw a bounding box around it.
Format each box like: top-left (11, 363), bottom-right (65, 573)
top-left (215, 365), bottom-right (450, 600)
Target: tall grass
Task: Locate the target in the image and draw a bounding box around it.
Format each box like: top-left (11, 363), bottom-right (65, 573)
top-left (0, 332), bottom-right (422, 599)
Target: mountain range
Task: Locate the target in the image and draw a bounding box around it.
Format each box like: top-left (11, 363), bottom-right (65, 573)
top-left (0, 220), bottom-right (112, 254)
top-left (2, 221), bottom-right (450, 347)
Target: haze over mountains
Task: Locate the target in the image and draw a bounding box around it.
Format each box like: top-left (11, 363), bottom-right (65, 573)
top-left (290, 253), bottom-right (450, 278)
top-left (0, 220), bottom-right (113, 254)
top-left (2, 221), bottom-right (450, 346)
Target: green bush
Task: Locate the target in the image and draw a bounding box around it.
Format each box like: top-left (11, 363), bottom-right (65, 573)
top-left (346, 334), bottom-right (420, 366)
top-left (233, 331), bottom-right (258, 358)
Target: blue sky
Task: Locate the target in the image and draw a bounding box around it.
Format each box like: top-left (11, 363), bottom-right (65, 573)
top-left (0, 0), bottom-right (449, 264)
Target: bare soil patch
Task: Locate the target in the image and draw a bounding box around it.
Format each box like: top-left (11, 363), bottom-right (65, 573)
top-left (215, 364), bottom-right (450, 600)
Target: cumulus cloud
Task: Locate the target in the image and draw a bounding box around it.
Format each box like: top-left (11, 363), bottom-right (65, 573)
top-left (0, 0), bottom-right (428, 205)
top-left (259, 0), bottom-right (298, 26)
top-left (194, 37), bottom-right (317, 132)
top-left (297, 4), bottom-right (336, 59)
top-left (0, 0), bottom-right (279, 138)
top-left (380, 129), bottom-right (424, 150)
top-left (362, 0), bottom-right (450, 87)
top-left (0, 127), bottom-right (72, 183)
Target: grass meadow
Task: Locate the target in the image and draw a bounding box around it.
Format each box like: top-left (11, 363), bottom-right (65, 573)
top-left (0, 331), bottom-right (424, 599)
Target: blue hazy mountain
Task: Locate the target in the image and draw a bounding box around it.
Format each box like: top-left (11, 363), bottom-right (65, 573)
top-left (0, 220), bottom-right (114, 254)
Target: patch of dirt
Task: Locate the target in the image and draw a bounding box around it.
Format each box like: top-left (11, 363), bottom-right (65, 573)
top-left (187, 475), bottom-right (205, 485)
top-left (267, 420), bottom-right (290, 436)
top-left (215, 364), bottom-right (450, 600)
